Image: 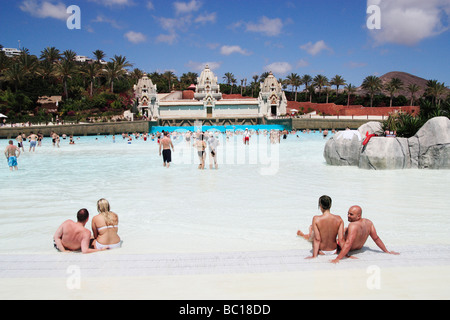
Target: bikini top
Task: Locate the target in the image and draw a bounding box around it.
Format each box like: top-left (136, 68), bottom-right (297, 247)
top-left (97, 225), bottom-right (118, 231)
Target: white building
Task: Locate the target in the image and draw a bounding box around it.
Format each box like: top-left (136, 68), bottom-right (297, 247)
top-left (1, 48), bottom-right (21, 57)
top-left (134, 66), bottom-right (287, 124)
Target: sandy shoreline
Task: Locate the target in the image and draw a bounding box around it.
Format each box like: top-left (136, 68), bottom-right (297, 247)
top-left (1, 245), bottom-right (449, 300)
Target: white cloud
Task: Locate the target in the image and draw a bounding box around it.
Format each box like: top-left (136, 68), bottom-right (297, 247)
top-left (195, 12), bottom-right (216, 24)
top-left (264, 62), bottom-right (292, 76)
top-left (246, 16), bottom-right (284, 36)
top-left (19, 0), bottom-right (69, 21)
top-left (155, 33), bottom-right (178, 45)
top-left (220, 45), bottom-right (252, 56)
top-left (174, 0), bottom-right (202, 15)
top-left (125, 31), bottom-right (147, 44)
top-left (367, 0), bottom-right (450, 45)
top-left (92, 15), bottom-right (123, 29)
top-left (89, 0), bottom-right (135, 6)
top-left (300, 40), bottom-right (332, 56)
top-left (146, 1), bottom-right (154, 10)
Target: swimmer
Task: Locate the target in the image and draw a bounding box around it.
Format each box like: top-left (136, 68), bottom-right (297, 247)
top-left (297, 195), bottom-right (345, 258)
top-left (4, 140), bottom-right (20, 171)
top-left (27, 132), bottom-right (38, 152)
top-left (53, 208), bottom-right (105, 254)
top-left (16, 134), bottom-right (24, 152)
top-left (194, 133), bottom-right (207, 169)
top-left (159, 131), bottom-right (174, 168)
top-left (331, 205), bottom-right (399, 263)
top-left (207, 133), bottom-right (219, 169)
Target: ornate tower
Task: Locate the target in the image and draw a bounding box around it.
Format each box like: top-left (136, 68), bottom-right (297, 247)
top-left (134, 73), bottom-right (158, 119)
top-left (259, 72), bottom-right (287, 117)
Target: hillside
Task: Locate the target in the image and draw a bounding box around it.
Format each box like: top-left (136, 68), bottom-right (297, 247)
top-left (357, 71), bottom-right (436, 97)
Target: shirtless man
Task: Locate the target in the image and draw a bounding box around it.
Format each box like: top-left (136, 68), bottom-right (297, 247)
top-left (331, 205), bottom-right (399, 263)
top-left (159, 131), bottom-right (174, 168)
top-left (297, 195), bottom-right (345, 258)
top-left (27, 132), bottom-right (38, 152)
top-left (4, 140), bottom-right (20, 171)
top-left (16, 134), bottom-right (24, 152)
top-left (53, 208), bottom-right (105, 254)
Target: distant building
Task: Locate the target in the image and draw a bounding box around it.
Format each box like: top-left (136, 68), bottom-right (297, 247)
top-left (1, 48), bottom-right (21, 57)
top-left (37, 96), bottom-right (62, 114)
top-left (134, 65), bottom-right (287, 124)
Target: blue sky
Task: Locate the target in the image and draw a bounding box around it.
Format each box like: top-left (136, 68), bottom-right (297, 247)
top-left (1, 0), bottom-right (449, 87)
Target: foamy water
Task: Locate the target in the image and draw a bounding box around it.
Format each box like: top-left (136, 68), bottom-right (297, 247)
top-left (1, 131), bottom-right (449, 256)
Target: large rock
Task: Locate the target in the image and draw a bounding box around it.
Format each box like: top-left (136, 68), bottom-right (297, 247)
top-left (359, 137), bottom-right (411, 170)
top-left (323, 117), bottom-right (450, 170)
top-left (323, 130), bottom-right (362, 166)
top-left (410, 116), bottom-right (450, 169)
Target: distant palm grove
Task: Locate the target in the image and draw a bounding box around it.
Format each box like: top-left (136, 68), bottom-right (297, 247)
top-left (0, 46), bottom-right (448, 124)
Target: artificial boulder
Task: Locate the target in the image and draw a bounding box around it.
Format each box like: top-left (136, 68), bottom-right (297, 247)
top-left (409, 116), bottom-right (450, 169)
top-left (323, 117), bottom-right (450, 170)
top-left (359, 137), bottom-right (411, 170)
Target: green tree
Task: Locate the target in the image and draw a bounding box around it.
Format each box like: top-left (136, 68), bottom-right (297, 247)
top-left (286, 73), bottom-right (301, 101)
top-left (344, 83), bottom-right (357, 106)
top-left (330, 75), bottom-right (346, 96)
top-left (313, 74), bottom-right (328, 98)
top-left (361, 75), bottom-right (382, 107)
top-left (407, 83), bottom-right (420, 106)
top-left (384, 78), bottom-right (403, 107)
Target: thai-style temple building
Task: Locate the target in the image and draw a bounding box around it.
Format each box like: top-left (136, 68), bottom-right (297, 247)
top-left (134, 65), bottom-right (287, 126)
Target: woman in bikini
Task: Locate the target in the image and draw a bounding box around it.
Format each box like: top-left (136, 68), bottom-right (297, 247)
top-left (91, 198), bottom-right (122, 250)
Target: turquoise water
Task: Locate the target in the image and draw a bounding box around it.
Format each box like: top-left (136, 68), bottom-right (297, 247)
top-left (150, 124), bottom-right (287, 133)
top-left (1, 131), bottom-right (449, 255)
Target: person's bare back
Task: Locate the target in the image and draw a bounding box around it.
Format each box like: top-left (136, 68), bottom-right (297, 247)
top-left (55, 220), bottom-right (91, 251)
top-left (313, 213), bottom-right (344, 252)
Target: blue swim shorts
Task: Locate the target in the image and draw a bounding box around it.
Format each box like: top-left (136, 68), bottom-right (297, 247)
top-left (30, 141), bottom-right (37, 147)
top-left (8, 156), bottom-right (17, 167)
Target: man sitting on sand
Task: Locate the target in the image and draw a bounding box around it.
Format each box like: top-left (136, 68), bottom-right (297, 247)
top-left (331, 205), bottom-right (399, 263)
top-left (297, 195), bottom-right (345, 258)
top-left (53, 209), bottom-right (106, 254)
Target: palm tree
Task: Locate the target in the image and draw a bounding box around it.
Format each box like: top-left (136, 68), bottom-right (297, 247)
top-left (163, 70), bottom-right (177, 92)
top-left (4, 63), bottom-right (23, 92)
top-left (426, 79), bottom-right (446, 106)
top-left (180, 72), bottom-right (198, 88)
top-left (251, 74), bottom-right (259, 98)
top-left (286, 73), bottom-right (301, 101)
top-left (55, 58), bottom-right (78, 98)
top-left (223, 72), bottom-right (236, 94)
top-left (344, 83), bottom-right (357, 106)
top-left (330, 75), bottom-right (346, 96)
top-left (313, 74), bottom-right (328, 97)
top-left (103, 55), bottom-right (132, 93)
top-left (306, 85), bottom-right (315, 103)
top-left (81, 63), bottom-right (101, 97)
top-left (384, 78), bottom-right (403, 107)
top-left (93, 50), bottom-right (106, 64)
top-left (361, 75), bottom-right (382, 107)
top-left (407, 83), bottom-right (420, 106)
top-left (62, 50), bottom-right (77, 62)
top-left (301, 74), bottom-right (312, 101)
top-left (40, 47), bottom-right (61, 63)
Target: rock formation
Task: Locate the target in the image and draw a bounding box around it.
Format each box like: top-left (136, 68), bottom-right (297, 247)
top-left (323, 117), bottom-right (450, 170)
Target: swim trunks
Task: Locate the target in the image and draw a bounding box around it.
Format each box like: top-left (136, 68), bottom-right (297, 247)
top-left (8, 156), bottom-right (17, 167)
top-left (162, 149), bottom-right (172, 163)
top-left (30, 141), bottom-right (36, 148)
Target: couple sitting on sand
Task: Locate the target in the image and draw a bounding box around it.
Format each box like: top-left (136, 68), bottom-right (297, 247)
top-left (297, 195), bottom-right (399, 263)
top-left (53, 199), bottom-right (122, 254)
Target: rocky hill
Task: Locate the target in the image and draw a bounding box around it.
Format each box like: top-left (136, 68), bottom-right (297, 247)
top-left (357, 71), bottom-right (440, 97)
